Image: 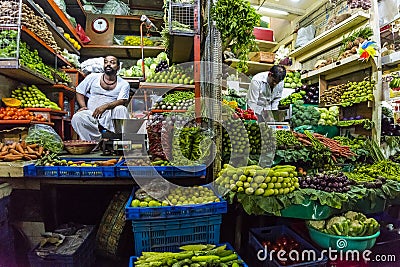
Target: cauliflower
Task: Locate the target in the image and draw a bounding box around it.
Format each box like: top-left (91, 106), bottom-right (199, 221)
top-left (344, 211), bottom-right (367, 222)
top-left (309, 220), bottom-right (326, 231)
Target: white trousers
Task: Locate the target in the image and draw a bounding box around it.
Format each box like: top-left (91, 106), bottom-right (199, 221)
top-left (71, 105), bottom-right (129, 141)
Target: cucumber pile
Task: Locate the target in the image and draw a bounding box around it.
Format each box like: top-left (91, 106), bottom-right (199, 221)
top-left (134, 244), bottom-right (245, 267)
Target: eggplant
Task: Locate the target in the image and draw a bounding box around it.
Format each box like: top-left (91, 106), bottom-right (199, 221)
top-left (355, 115), bottom-right (363, 120)
top-left (295, 87), bottom-right (301, 93)
top-left (348, 116), bottom-right (355, 120)
top-left (301, 84), bottom-right (308, 90)
top-left (342, 117), bottom-right (348, 121)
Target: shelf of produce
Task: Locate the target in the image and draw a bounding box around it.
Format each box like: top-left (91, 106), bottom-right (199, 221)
top-left (0, 60), bottom-right (55, 85)
top-left (386, 96), bottom-right (400, 102)
top-left (150, 109), bottom-right (188, 113)
top-left (0, 120), bottom-right (30, 124)
top-left (63, 0), bottom-right (86, 27)
top-left (140, 83), bottom-right (195, 90)
top-left (35, 0), bottom-right (83, 46)
top-left (80, 45), bottom-right (165, 58)
top-left (289, 11), bottom-right (370, 62)
top-left (20, 26), bottom-right (71, 67)
top-left (24, 0), bottom-right (80, 55)
top-left (225, 59), bottom-right (273, 75)
top-left (255, 39), bottom-right (277, 51)
top-left (52, 84), bottom-right (76, 94)
top-left (300, 55), bottom-right (372, 81)
top-left (62, 68), bottom-right (86, 78)
top-left (382, 51), bottom-right (400, 66)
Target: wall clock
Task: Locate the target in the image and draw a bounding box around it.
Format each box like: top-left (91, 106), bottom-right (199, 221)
top-left (92, 17), bottom-right (109, 34)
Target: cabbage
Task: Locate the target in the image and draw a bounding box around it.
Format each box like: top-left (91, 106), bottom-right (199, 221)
top-left (136, 59), bottom-right (143, 67)
top-left (150, 63), bottom-right (157, 71)
top-left (155, 52), bottom-right (169, 65)
top-left (144, 57), bottom-right (154, 66)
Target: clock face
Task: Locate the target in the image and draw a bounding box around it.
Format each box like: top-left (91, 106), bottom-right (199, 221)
top-left (92, 17), bottom-right (109, 34)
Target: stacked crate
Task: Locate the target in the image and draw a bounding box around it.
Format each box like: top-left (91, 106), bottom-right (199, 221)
top-left (125, 184), bottom-right (227, 256)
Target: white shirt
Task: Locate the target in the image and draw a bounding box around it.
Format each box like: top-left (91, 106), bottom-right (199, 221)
top-left (247, 71), bottom-right (284, 114)
top-left (76, 73), bottom-right (130, 111)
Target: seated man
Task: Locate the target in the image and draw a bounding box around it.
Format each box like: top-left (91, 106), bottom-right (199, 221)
top-left (72, 55), bottom-right (130, 141)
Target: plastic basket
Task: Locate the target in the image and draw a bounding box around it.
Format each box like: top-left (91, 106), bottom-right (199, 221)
top-left (116, 160), bottom-right (206, 178)
top-left (125, 184), bottom-right (227, 220)
top-left (28, 225), bottom-right (95, 267)
top-left (308, 226), bottom-right (380, 252)
top-left (280, 196), bottom-right (341, 220)
top-left (129, 243), bottom-right (248, 267)
top-left (131, 215), bottom-right (221, 255)
top-left (24, 158), bottom-right (116, 178)
top-left (249, 225), bottom-right (328, 267)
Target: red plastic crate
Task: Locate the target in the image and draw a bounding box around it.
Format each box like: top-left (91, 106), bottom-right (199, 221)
top-left (254, 27), bottom-right (274, 42)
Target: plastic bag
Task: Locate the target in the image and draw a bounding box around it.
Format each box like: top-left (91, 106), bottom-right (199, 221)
top-left (295, 25), bottom-right (316, 48)
top-left (54, 0), bottom-right (67, 12)
top-left (76, 24), bottom-right (91, 44)
top-left (80, 57), bottom-right (105, 73)
top-left (102, 0), bottom-right (129, 15)
top-left (83, 4), bottom-right (102, 14)
top-left (25, 124), bottom-right (64, 153)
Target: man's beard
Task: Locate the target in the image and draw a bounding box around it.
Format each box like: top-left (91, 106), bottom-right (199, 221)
top-left (104, 67), bottom-right (116, 75)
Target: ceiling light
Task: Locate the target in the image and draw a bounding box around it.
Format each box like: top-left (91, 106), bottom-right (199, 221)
top-left (252, 5), bottom-right (289, 16)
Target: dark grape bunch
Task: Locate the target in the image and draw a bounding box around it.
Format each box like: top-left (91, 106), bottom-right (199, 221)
top-left (155, 60), bottom-right (169, 73)
top-left (299, 172), bottom-right (352, 193)
top-left (347, 0), bottom-right (371, 10)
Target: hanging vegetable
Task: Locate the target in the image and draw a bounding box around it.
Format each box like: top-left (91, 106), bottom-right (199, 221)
top-left (211, 0), bottom-right (260, 73)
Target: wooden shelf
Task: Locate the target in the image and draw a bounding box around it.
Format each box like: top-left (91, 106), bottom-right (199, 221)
top-left (114, 15), bottom-right (163, 35)
top-left (289, 11), bottom-right (370, 61)
top-left (63, 0), bottom-right (86, 27)
top-left (140, 83), bottom-right (195, 90)
top-left (255, 39), bottom-right (277, 51)
top-left (80, 45), bottom-right (165, 58)
top-left (25, 108), bottom-right (67, 115)
top-left (24, 0), bottom-right (80, 55)
top-left (0, 120), bottom-right (53, 126)
top-left (0, 60), bottom-right (55, 85)
top-left (225, 59), bottom-right (274, 75)
top-left (382, 51), bottom-right (400, 66)
top-left (300, 55), bottom-right (373, 81)
top-left (34, 0), bottom-right (83, 46)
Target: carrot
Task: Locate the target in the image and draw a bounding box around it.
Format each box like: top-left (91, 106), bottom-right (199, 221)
top-left (8, 142), bottom-right (16, 150)
top-left (9, 149), bottom-right (22, 155)
top-left (0, 143), bottom-right (3, 151)
top-left (38, 146), bottom-right (44, 155)
top-left (20, 141), bottom-right (26, 148)
top-left (27, 144), bottom-right (38, 149)
top-left (117, 156), bottom-right (123, 163)
top-left (16, 143), bottom-right (24, 154)
top-left (4, 155), bottom-right (23, 161)
top-left (27, 154), bottom-right (38, 160)
top-left (1, 145), bottom-right (8, 152)
top-left (23, 155), bottom-right (32, 161)
top-left (26, 146), bottom-right (35, 154)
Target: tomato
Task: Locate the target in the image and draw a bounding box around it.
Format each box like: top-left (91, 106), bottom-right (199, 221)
top-left (18, 116), bottom-right (25, 120)
top-left (11, 115), bottom-right (18, 120)
top-left (6, 111), bottom-right (14, 116)
top-left (0, 114), bottom-right (4, 119)
top-left (5, 107), bottom-right (10, 111)
top-left (36, 114), bottom-right (43, 119)
top-left (3, 116), bottom-right (11, 120)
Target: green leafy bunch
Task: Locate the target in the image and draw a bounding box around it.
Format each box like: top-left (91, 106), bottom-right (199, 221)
top-left (211, 0), bottom-right (260, 73)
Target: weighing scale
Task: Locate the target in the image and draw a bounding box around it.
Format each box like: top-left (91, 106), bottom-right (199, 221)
top-left (266, 122), bottom-right (291, 131)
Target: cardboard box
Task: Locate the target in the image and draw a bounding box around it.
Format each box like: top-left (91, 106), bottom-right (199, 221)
top-left (0, 127), bottom-right (28, 144)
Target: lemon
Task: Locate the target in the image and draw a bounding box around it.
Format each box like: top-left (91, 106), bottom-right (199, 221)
top-left (131, 199), bottom-right (140, 207)
top-left (64, 33), bottom-right (70, 39)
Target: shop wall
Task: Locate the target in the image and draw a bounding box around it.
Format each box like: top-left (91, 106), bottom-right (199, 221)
top-left (270, 18), bottom-right (292, 43)
top-left (0, 74), bottom-right (19, 99)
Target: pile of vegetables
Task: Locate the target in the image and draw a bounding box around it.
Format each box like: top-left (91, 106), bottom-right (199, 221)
top-left (233, 108), bottom-right (257, 120)
top-left (222, 117), bottom-right (250, 165)
top-left (339, 27), bottom-right (373, 60)
top-left (320, 84), bottom-right (345, 105)
top-left (134, 244), bottom-right (245, 267)
top-left (152, 91), bottom-right (195, 110)
top-left (11, 85), bottom-right (61, 110)
top-left (130, 186), bottom-right (219, 207)
top-left (308, 211), bottom-right (380, 237)
top-left (147, 118), bottom-right (167, 160)
top-left (275, 130), bottom-right (302, 150)
top-left (299, 171), bottom-right (352, 193)
top-left (123, 36), bottom-right (153, 46)
top-left (0, 107), bottom-right (47, 122)
top-left (0, 141), bottom-right (43, 161)
top-left (318, 106), bottom-right (339, 126)
top-left (284, 71), bottom-right (303, 89)
top-left (351, 160), bottom-right (400, 182)
top-left (333, 136), bottom-right (369, 160)
top-left (279, 91), bottom-right (305, 106)
top-left (337, 118), bottom-right (374, 130)
top-left (146, 65), bottom-right (194, 85)
top-left (215, 164), bottom-right (300, 196)
top-left (340, 79), bottom-right (375, 107)
top-left (291, 101), bottom-right (320, 128)
top-left (298, 84), bottom-right (319, 105)
top-left (25, 124), bottom-right (63, 153)
top-left (120, 52), bottom-right (169, 78)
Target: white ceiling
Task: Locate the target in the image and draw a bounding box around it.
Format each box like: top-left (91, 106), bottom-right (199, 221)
top-left (249, 0), bottom-right (322, 19)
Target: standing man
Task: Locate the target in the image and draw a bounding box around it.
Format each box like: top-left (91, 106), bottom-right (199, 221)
top-left (246, 65), bottom-right (286, 121)
top-left (71, 55), bottom-right (130, 141)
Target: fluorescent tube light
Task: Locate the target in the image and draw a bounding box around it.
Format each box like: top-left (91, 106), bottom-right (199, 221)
top-left (252, 5), bottom-right (289, 16)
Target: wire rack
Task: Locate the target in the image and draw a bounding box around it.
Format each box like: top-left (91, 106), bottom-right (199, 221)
top-left (168, 0), bottom-right (200, 36)
top-left (0, 0), bottom-right (22, 62)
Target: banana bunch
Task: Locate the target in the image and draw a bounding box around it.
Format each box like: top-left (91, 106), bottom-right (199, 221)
top-left (389, 76), bottom-right (400, 88)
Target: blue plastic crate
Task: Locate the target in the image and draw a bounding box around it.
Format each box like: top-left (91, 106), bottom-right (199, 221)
top-left (249, 225), bottom-right (328, 267)
top-left (125, 184), bottom-right (227, 220)
top-left (24, 158), bottom-right (116, 178)
top-left (129, 243), bottom-right (248, 267)
top-left (0, 196), bottom-right (10, 223)
top-left (28, 225), bottom-right (95, 267)
top-left (116, 160), bottom-right (206, 178)
top-left (131, 215), bottom-right (221, 255)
